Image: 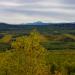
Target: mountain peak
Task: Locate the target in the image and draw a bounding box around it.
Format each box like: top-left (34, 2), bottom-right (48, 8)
top-left (26, 21), bottom-right (48, 25)
top-left (34, 21), bottom-right (43, 24)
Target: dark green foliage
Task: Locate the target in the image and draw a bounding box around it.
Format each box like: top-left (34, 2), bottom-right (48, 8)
top-left (42, 41), bottom-right (75, 50)
top-left (50, 63), bottom-right (58, 74)
top-left (0, 43), bottom-right (11, 52)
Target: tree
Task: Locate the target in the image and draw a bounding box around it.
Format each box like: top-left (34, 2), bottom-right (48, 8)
top-left (11, 29), bottom-right (49, 75)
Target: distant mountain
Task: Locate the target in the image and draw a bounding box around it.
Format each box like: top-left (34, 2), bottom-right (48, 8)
top-left (0, 22), bottom-right (75, 31)
top-left (25, 21), bottom-right (49, 25)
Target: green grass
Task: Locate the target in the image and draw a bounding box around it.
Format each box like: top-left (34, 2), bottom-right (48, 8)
top-left (48, 50), bottom-right (75, 63)
top-left (43, 41), bottom-right (75, 50)
top-left (0, 31), bottom-right (75, 75)
top-left (47, 50), bottom-right (75, 75)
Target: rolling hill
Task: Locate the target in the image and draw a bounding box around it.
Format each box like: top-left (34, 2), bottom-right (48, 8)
top-left (0, 22), bottom-right (75, 34)
top-left (0, 22), bottom-right (75, 29)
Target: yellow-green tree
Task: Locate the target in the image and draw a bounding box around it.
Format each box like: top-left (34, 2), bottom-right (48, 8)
top-left (11, 29), bottom-right (49, 75)
top-left (1, 35), bottom-right (12, 43)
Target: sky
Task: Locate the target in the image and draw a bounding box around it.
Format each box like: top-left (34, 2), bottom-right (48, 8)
top-left (0, 0), bottom-right (75, 24)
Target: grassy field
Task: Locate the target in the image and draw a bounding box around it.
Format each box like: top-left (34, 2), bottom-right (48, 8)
top-left (0, 29), bottom-right (74, 75)
top-left (48, 50), bottom-right (75, 75)
top-left (48, 50), bottom-right (75, 64)
top-left (0, 50), bottom-right (75, 75)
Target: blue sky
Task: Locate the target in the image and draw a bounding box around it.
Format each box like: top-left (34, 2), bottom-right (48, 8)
top-left (0, 0), bottom-right (75, 24)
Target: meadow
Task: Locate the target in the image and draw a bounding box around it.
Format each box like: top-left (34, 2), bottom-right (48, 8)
top-left (0, 28), bottom-right (75, 75)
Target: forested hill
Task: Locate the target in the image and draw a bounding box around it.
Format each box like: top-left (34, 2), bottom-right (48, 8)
top-left (0, 22), bottom-right (75, 30)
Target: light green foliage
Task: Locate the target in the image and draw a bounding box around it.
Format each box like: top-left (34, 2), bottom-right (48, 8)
top-left (64, 34), bottom-right (75, 40)
top-left (1, 35), bottom-right (12, 43)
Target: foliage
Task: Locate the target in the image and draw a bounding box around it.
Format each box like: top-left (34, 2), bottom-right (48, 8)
top-left (1, 35), bottom-right (12, 43)
top-left (0, 30), bottom-right (75, 75)
top-left (11, 29), bottom-right (49, 75)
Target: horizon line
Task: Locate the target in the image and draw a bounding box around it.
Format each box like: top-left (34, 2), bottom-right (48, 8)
top-left (0, 21), bottom-right (75, 25)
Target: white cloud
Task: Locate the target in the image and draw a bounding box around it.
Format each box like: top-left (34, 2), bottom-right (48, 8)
top-left (0, 1), bottom-right (22, 7)
top-left (0, 0), bottom-right (75, 23)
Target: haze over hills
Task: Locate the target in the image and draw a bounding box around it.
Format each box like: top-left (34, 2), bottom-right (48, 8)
top-left (0, 22), bottom-right (75, 30)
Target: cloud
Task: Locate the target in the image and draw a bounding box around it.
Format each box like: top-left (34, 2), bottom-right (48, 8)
top-left (0, 0), bottom-right (75, 24)
top-left (62, 0), bottom-right (75, 5)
